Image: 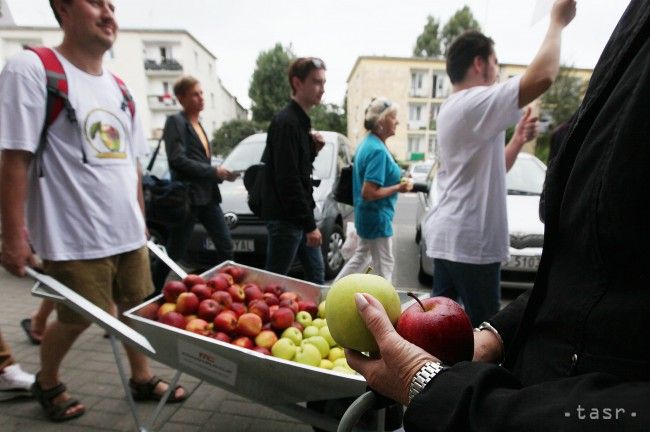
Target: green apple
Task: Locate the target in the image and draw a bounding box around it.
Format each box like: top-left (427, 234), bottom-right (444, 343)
top-left (311, 318), bottom-right (327, 328)
top-left (271, 338), bottom-right (296, 360)
top-left (281, 327), bottom-right (303, 345)
top-left (319, 359), bottom-right (334, 369)
top-left (325, 273), bottom-right (401, 353)
top-left (332, 365), bottom-right (355, 375)
top-left (303, 325), bottom-right (319, 339)
top-left (333, 357), bottom-right (350, 368)
top-left (294, 343), bottom-right (321, 367)
top-left (295, 310), bottom-right (313, 327)
top-left (318, 300), bottom-right (326, 318)
top-left (318, 326), bottom-right (336, 347)
top-left (328, 346), bottom-right (345, 362)
top-left (301, 335), bottom-right (330, 358)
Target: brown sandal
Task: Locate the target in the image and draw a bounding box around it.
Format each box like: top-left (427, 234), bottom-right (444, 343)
top-left (129, 375), bottom-right (186, 403)
top-left (31, 374), bottom-right (85, 422)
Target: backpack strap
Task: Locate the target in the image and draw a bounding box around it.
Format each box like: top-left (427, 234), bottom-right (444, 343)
top-left (111, 73), bottom-right (136, 118)
top-left (26, 46), bottom-right (79, 176)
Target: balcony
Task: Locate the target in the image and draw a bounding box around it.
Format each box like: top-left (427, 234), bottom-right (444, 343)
top-left (409, 87), bottom-right (428, 98)
top-left (408, 120), bottom-right (428, 131)
top-left (144, 58), bottom-right (183, 76)
top-left (148, 94), bottom-right (180, 111)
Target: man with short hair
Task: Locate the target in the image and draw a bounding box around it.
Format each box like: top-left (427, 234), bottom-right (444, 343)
top-left (423, 0), bottom-right (576, 326)
top-left (260, 57), bottom-right (327, 284)
top-left (150, 76), bottom-right (238, 293)
top-left (0, 0), bottom-right (185, 422)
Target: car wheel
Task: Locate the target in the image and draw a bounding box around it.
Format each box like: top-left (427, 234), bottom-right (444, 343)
top-left (323, 223), bottom-right (345, 280)
top-left (418, 253), bottom-right (433, 286)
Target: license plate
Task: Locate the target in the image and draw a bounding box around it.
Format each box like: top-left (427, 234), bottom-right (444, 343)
top-left (506, 255), bottom-right (540, 271)
top-left (204, 238), bottom-right (255, 252)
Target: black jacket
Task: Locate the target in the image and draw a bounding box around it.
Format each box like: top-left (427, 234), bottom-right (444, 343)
top-left (404, 2), bottom-right (650, 430)
top-left (260, 100), bottom-right (317, 232)
top-left (164, 112), bottom-right (221, 205)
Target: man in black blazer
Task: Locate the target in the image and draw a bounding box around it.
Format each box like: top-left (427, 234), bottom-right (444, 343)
top-left (151, 76), bottom-right (238, 292)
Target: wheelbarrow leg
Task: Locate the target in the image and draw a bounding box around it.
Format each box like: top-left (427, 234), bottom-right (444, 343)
top-left (109, 334), bottom-right (184, 431)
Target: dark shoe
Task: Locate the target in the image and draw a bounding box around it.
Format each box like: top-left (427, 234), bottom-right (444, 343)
top-left (129, 375), bottom-right (186, 403)
top-left (31, 374), bottom-right (85, 422)
top-left (20, 318), bottom-right (42, 345)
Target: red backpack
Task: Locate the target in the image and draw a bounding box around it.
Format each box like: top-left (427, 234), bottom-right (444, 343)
top-left (26, 46), bottom-right (135, 174)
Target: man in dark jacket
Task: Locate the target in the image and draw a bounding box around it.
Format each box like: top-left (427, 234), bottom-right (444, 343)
top-left (151, 76), bottom-right (238, 292)
top-left (260, 57), bottom-right (326, 284)
top-left (346, 1), bottom-right (650, 431)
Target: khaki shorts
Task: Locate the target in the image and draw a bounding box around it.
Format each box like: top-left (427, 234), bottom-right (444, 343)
top-left (43, 247), bottom-right (154, 325)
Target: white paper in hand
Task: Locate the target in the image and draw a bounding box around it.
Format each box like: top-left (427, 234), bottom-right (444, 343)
top-left (531, 0), bottom-right (554, 26)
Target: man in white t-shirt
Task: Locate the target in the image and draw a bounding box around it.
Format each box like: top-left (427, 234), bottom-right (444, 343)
top-left (0, 0), bottom-right (185, 422)
top-left (423, 0), bottom-right (576, 327)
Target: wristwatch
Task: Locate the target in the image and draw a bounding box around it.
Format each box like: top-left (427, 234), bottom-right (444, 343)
top-left (408, 361), bottom-right (448, 404)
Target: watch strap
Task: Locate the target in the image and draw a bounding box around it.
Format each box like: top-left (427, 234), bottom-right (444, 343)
top-left (408, 361), bottom-right (447, 404)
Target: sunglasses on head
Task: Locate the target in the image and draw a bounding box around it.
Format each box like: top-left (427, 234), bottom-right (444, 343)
top-left (309, 57), bottom-right (325, 69)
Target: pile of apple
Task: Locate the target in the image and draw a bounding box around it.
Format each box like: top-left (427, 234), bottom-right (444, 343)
top-left (143, 266), bottom-right (355, 374)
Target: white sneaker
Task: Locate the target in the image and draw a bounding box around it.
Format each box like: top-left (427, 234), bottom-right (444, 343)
top-left (0, 364), bottom-right (35, 401)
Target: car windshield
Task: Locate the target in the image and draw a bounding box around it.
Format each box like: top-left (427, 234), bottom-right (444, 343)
top-left (506, 157), bottom-right (546, 195)
top-left (223, 139), bottom-right (334, 179)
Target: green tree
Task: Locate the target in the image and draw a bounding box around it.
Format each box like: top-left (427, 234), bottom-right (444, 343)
top-left (248, 43), bottom-right (295, 123)
top-left (211, 119), bottom-right (262, 157)
top-left (413, 15), bottom-right (442, 57)
top-left (441, 6), bottom-right (481, 54)
top-left (310, 103), bottom-right (347, 134)
top-left (535, 66), bottom-right (585, 162)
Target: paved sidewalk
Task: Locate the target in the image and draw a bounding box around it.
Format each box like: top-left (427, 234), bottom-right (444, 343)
top-left (0, 268), bottom-right (321, 432)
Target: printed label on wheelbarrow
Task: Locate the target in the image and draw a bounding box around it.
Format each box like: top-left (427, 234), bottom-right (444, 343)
top-left (178, 340), bottom-right (237, 386)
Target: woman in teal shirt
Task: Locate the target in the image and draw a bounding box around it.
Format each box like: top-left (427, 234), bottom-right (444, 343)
top-left (336, 97), bottom-right (412, 282)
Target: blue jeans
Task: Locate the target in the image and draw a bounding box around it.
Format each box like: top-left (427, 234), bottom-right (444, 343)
top-left (265, 220), bottom-right (325, 285)
top-left (432, 258), bottom-right (501, 327)
top-left (151, 203), bottom-right (233, 293)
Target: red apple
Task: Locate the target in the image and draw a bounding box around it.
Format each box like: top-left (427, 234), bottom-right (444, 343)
top-left (207, 274), bottom-right (230, 292)
top-left (212, 332), bottom-right (231, 343)
top-left (231, 336), bottom-right (254, 350)
top-left (236, 313), bottom-right (263, 337)
top-left (211, 290), bottom-right (233, 309)
top-left (162, 280), bottom-right (187, 303)
top-left (290, 321), bottom-right (304, 333)
top-left (159, 311), bottom-right (186, 329)
top-left (269, 305), bottom-right (279, 316)
top-left (185, 318), bottom-right (210, 336)
top-left (157, 302), bottom-right (177, 320)
top-left (230, 302), bottom-right (247, 317)
top-left (213, 310), bottom-right (238, 333)
top-left (262, 292), bottom-right (280, 306)
top-left (252, 346), bottom-right (271, 356)
top-left (298, 300), bottom-right (319, 319)
top-left (396, 294), bottom-right (474, 365)
top-left (220, 265), bottom-right (246, 283)
top-left (254, 329), bottom-right (278, 349)
top-left (243, 283), bottom-right (264, 303)
top-left (263, 283), bottom-right (283, 297)
top-left (176, 292), bottom-right (200, 315)
top-left (197, 299), bottom-right (222, 322)
top-left (139, 302), bottom-right (160, 321)
top-left (248, 300), bottom-right (270, 322)
top-left (217, 272), bottom-right (234, 286)
top-left (279, 291), bottom-right (301, 302)
top-left (228, 284), bottom-right (246, 303)
top-left (279, 298), bottom-right (299, 314)
top-left (190, 284), bottom-right (212, 301)
top-left (182, 274), bottom-right (206, 288)
top-left (270, 307), bottom-right (294, 330)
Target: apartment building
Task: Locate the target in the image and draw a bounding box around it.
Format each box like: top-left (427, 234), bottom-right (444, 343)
top-left (346, 56), bottom-right (592, 161)
top-left (0, 3), bottom-right (246, 141)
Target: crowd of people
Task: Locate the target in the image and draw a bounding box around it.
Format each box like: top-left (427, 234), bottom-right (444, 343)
top-left (1, 0), bottom-right (648, 429)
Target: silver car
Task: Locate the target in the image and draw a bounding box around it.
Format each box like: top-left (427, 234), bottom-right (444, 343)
top-left (415, 153), bottom-right (546, 289)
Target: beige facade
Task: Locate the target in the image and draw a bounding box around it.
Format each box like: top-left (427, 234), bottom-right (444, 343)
top-left (346, 56), bottom-right (592, 161)
top-left (0, 24), bottom-right (247, 141)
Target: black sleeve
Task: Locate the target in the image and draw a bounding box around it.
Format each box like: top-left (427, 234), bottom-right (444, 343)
top-left (164, 115), bottom-right (214, 179)
top-left (489, 290), bottom-right (530, 350)
top-left (268, 121), bottom-right (317, 233)
top-left (404, 362), bottom-right (650, 431)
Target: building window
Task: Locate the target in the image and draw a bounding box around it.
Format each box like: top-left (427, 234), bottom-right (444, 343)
top-left (432, 72), bottom-right (447, 98)
top-left (160, 47), bottom-right (168, 61)
top-left (409, 104), bottom-right (426, 130)
top-left (428, 134), bottom-right (438, 158)
top-left (410, 70), bottom-right (427, 97)
top-left (408, 135), bottom-right (423, 153)
top-left (163, 82), bottom-right (169, 94)
top-left (429, 103), bottom-right (441, 130)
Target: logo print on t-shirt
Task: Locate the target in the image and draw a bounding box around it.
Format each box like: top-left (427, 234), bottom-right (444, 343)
top-left (83, 108), bottom-right (128, 159)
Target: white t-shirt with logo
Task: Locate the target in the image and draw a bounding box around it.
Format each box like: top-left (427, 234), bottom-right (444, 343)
top-left (423, 76), bottom-right (522, 265)
top-left (0, 49), bottom-right (149, 260)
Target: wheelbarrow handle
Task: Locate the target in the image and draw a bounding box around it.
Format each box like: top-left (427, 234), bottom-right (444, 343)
top-left (337, 391), bottom-right (378, 432)
top-left (147, 240), bottom-right (188, 279)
